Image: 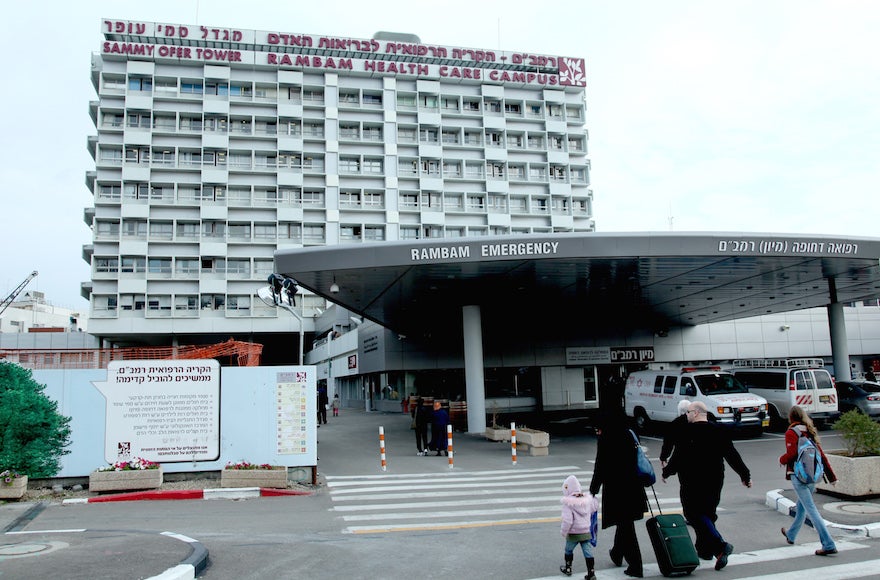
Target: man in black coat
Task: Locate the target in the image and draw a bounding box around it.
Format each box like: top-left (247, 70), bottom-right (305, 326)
top-left (662, 401), bottom-right (752, 571)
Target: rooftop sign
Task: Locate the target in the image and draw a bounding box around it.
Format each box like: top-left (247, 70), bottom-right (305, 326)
top-left (100, 18), bottom-right (587, 87)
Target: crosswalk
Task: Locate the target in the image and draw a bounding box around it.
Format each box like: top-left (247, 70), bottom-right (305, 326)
top-left (527, 542), bottom-right (873, 579)
top-left (325, 465), bottom-right (683, 534)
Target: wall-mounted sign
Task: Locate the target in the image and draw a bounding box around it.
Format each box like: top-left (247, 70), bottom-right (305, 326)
top-left (92, 360), bottom-right (220, 463)
top-left (566, 346), bottom-right (655, 365)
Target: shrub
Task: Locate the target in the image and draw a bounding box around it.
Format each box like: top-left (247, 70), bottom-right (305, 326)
top-left (833, 409), bottom-right (880, 457)
top-left (0, 362), bottom-right (72, 477)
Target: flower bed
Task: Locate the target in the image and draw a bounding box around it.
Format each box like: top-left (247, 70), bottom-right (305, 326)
top-left (0, 470), bottom-right (27, 500)
top-left (221, 461), bottom-right (288, 489)
top-left (89, 458), bottom-right (163, 493)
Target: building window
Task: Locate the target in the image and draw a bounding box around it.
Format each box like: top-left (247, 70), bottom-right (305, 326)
top-left (254, 224), bottom-right (277, 239)
top-left (149, 221), bottom-right (173, 239)
top-left (120, 257), bottom-right (146, 273)
top-left (200, 294), bottom-right (225, 310)
top-left (95, 257), bottom-right (119, 273)
top-left (364, 192), bottom-right (384, 209)
top-left (148, 258), bottom-right (172, 275)
top-left (176, 258), bottom-right (199, 274)
top-left (128, 77), bottom-right (153, 92)
top-left (363, 158), bottom-right (383, 174)
top-left (400, 193), bottom-right (419, 208)
top-left (339, 157), bottom-right (361, 174)
top-left (340, 191), bottom-right (361, 207)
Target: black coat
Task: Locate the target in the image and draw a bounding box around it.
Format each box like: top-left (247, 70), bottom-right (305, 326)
top-left (589, 425), bottom-right (648, 528)
top-left (662, 421), bottom-right (750, 513)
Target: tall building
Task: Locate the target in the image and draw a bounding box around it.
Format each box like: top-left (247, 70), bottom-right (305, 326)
top-left (83, 18), bottom-right (591, 354)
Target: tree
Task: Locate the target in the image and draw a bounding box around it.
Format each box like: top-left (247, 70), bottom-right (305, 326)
top-left (0, 361), bottom-right (72, 477)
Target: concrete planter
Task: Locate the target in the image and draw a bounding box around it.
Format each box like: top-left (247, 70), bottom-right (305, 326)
top-left (89, 468), bottom-right (163, 493)
top-left (485, 426), bottom-right (511, 442)
top-left (817, 452), bottom-right (880, 498)
top-left (517, 428), bottom-right (550, 448)
top-left (221, 467), bottom-right (288, 489)
top-left (0, 475), bottom-right (28, 500)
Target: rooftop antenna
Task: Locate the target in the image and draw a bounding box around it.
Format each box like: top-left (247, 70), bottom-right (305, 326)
top-left (668, 202), bottom-right (674, 231)
top-left (497, 18), bottom-right (501, 50)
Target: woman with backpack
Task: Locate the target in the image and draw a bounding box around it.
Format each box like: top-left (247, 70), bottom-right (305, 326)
top-left (779, 405), bottom-right (838, 555)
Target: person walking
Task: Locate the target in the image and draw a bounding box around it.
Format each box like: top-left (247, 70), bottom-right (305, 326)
top-left (559, 474), bottom-right (599, 580)
top-left (429, 400), bottom-right (450, 456)
top-left (412, 397), bottom-right (430, 455)
top-left (779, 405), bottom-right (838, 555)
top-left (662, 401), bottom-right (752, 571)
top-left (317, 386), bottom-right (329, 425)
top-left (659, 399), bottom-right (691, 468)
top-left (589, 408), bottom-right (647, 578)
top-left (331, 393), bottom-right (340, 417)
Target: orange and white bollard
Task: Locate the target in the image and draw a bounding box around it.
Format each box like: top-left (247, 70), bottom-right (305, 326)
top-left (511, 422), bottom-right (517, 465)
top-left (379, 426), bottom-right (387, 472)
top-left (446, 424), bottom-right (454, 469)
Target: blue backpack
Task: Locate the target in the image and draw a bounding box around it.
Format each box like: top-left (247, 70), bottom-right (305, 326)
top-left (793, 431), bottom-right (824, 484)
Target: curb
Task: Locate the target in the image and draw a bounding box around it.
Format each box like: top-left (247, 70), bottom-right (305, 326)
top-left (765, 488), bottom-right (880, 538)
top-left (62, 487), bottom-right (312, 505)
top-left (145, 531), bottom-right (209, 580)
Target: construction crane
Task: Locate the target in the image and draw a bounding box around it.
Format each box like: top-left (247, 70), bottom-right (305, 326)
top-left (0, 270), bottom-right (38, 318)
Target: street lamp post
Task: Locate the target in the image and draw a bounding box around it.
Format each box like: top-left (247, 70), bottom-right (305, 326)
top-left (257, 277), bottom-right (305, 365)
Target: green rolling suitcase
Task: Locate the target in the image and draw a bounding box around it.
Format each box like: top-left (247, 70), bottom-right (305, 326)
top-left (645, 487), bottom-right (699, 576)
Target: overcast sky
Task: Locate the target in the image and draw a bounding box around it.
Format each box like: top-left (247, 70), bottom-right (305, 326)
top-left (2, 0), bottom-right (878, 309)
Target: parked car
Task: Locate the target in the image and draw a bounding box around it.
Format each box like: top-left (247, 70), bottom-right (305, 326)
top-left (834, 380), bottom-right (880, 419)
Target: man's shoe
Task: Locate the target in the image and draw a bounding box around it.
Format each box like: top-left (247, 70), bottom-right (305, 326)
top-left (815, 548), bottom-right (838, 556)
top-left (780, 527), bottom-right (793, 545)
top-left (623, 568), bottom-right (643, 578)
top-left (715, 543), bottom-right (733, 571)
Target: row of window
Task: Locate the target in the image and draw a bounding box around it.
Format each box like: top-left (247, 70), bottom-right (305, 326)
top-left (98, 147), bottom-right (588, 184)
top-left (102, 112), bottom-right (587, 152)
top-left (104, 75), bottom-right (586, 121)
top-left (93, 183), bottom-right (591, 215)
top-left (92, 293), bottom-right (254, 315)
top-left (93, 219), bottom-right (322, 242)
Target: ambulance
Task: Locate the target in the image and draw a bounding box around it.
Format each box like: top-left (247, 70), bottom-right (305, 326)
top-left (625, 366), bottom-right (769, 434)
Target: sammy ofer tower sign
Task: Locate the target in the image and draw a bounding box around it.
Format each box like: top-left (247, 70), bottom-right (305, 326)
top-left (100, 19), bottom-right (586, 87)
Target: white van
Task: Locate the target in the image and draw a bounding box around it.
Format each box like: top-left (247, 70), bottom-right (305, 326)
top-left (625, 367), bottom-right (769, 434)
top-left (731, 359), bottom-right (839, 429)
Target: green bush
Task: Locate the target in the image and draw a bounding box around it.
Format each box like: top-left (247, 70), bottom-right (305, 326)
top-left (0, 361), bottom-right (72, 477)
top-left (833, 409), bottom-right (880, 457)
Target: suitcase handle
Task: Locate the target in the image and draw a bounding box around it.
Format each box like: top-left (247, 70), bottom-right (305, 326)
top-left (646, 485), bottom-right (663, 518)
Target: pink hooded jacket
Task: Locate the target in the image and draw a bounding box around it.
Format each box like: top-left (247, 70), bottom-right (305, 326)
top-left (560, 474), bottom-right (599, 537)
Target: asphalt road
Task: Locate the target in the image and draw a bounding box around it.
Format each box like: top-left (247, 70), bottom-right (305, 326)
top-left (3, 410), bottom-right (879, 579)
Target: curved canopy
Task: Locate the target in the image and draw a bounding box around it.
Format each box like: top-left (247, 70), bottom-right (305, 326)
top-left (276, 232), bottom-right (880, 343)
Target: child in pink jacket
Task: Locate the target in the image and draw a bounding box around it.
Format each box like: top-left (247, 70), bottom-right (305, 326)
top-left (560, 474), bottom-right (600, 579)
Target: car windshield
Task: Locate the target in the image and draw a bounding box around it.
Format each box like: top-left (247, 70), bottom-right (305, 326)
top-left (695, 373), bottom-right (749, 395)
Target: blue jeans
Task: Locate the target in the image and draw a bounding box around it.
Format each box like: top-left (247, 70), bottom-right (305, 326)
top-left (564, 536), bottom-right (595, 559)
top-left (786, 477), bottom-right (836, 551)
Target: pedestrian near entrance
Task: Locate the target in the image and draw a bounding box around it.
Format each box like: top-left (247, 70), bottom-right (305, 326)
top-left (412, 397), bottom-right (430, 455)
top-left (662, 401), bottom-right (752, 571)
top-left (558, 474), bottom-right (599, 580)
top-left (429, 401), bottom-right (450, 456)
top-left (331, 393), bottom-right (340, 417)
top-left (779, 405), bottom-right (838, 555)
top-left (317, 386), bottom-right (329, 425)
top-left (660, 399), bottom-right (691, 468)
top-left (589, 408), bottom-right (647, 578)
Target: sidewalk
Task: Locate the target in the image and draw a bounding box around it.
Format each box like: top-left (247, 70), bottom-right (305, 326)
top-left (766, 487), bottom-right (880, 537)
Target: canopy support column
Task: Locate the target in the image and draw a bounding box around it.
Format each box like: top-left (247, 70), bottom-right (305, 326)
top-left (463, 305), bottom-right (487, 434)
